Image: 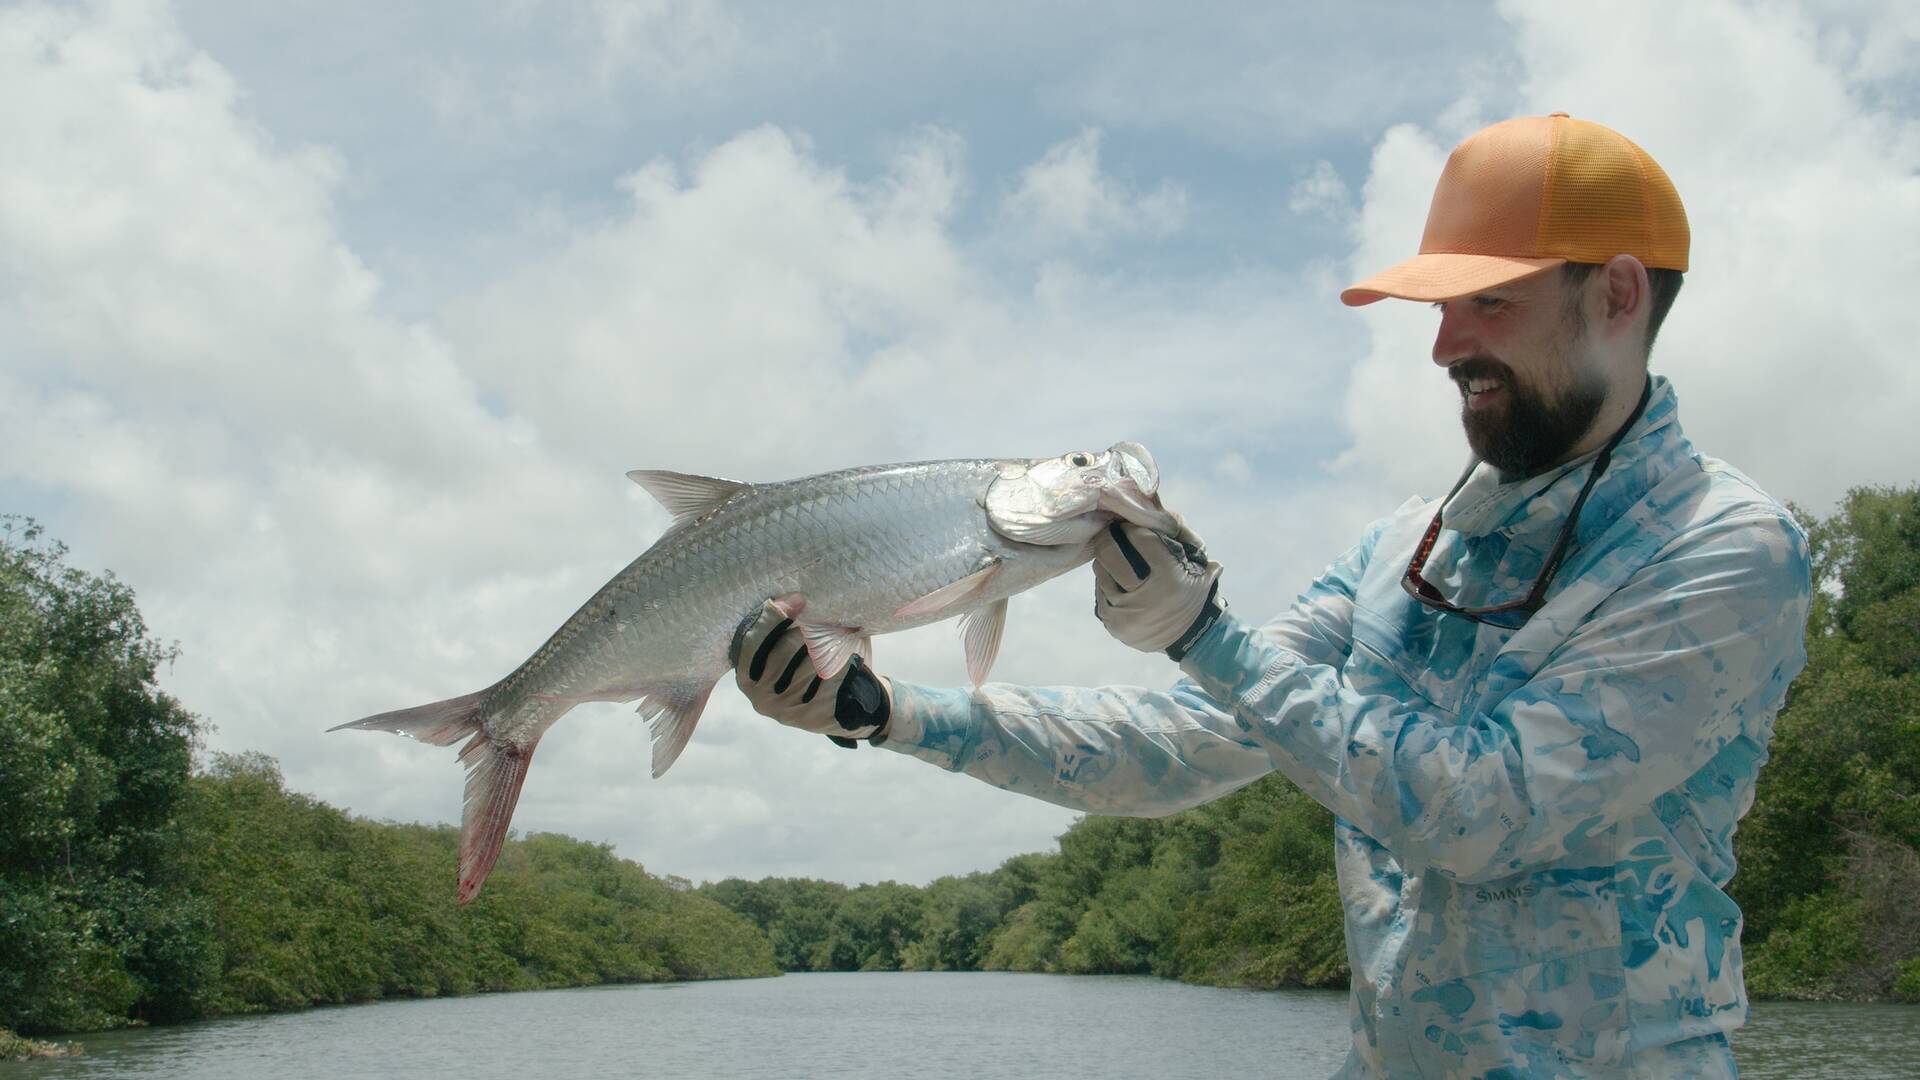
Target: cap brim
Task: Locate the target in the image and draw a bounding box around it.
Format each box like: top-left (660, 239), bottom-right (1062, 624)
top-left (1340, 253), bottom-right (1566, 307)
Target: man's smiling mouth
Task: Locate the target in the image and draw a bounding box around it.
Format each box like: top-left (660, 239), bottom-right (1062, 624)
top-left (1459, 376), bottom-right (1504, 409)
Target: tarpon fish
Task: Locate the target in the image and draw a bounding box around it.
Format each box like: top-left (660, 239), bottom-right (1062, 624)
top-left (334, 442), bottom-right (1176, 903)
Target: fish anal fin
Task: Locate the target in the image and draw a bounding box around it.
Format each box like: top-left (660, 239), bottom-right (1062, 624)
top-left (796, 621), bottom-right (865, 682)
top-left (893, 560), bottom-right (1003, 621)
top-left (959, 598), bottom-right (1008, 686)
top-left (626, 470), bottom-right (749, 522)
top-left (639, 681), bottom-right (718, 778)
top-left (455, 728), bottom-right (541, 905)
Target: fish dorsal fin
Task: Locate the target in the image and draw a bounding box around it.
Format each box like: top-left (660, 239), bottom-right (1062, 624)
top-left (626, 469), bottom-right (749, 522)
top-left (959, 598), bottom-right (1008, 686)
top-left (893, 560), bottom-right (1003, 621)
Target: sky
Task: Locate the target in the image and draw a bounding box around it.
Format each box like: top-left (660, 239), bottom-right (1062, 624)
top-left (3, 0), bottom-right (1917, 887)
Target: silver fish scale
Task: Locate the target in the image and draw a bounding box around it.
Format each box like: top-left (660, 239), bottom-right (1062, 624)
top-left (480, 459), bottom-right (1090, 746)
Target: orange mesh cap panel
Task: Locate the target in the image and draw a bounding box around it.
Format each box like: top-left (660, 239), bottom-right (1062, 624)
top-left (1538, 119), bottom-right (1689, 271)
top-left (1342, 114), bottom-right (1689, 306)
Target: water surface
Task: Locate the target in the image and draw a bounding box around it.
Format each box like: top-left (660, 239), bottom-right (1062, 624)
top-left (7, 973), bottom-right (1916, 1079)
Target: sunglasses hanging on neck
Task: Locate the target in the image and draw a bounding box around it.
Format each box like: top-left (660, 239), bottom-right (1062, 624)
top-left (1401, 378), bottom-right (1652, 628)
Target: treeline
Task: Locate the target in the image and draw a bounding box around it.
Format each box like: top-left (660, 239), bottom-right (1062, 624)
top-left (703, 774), bottom-right (1345, 986)
top-left (702, 485), bottom-right (1920, 1003)
top-left (0, 519), bottom-right (774, 1038)
top-left (1732, 486), bottom-right (1920, 1001)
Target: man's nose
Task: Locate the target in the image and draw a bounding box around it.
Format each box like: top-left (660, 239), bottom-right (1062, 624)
top-left (1431, 304), bottom-right (1475, 369)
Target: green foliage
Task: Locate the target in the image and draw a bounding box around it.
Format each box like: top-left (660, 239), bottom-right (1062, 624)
top-left (0, 1026), bottom-right (82, 1060)
top-left (1895, 957), bottom-right (1920, 1004)
top-left (699, 877), bottom-right (851, 970)
top-left (0, 518), bottom-right (773, 1035)
top-left (899, 874), bottom-right (999, 971)
top-left (1735, 486), bottom-right (1920, 1000)
top-left (178, 753), bottom-right (777, 1015)
top-left (0, 518), bottom-right (215, 1033)
top-left (1166, 781), bottom-right (1347, 989)
top-left (709, 772), bottom-right (1351, 989)
top-left (979, 901), bottom-right (1055, 971)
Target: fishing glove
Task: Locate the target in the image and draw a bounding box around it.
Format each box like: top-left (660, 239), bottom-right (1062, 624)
top-left (1092, 521), bottom-right (1226, 660)
top-left (731, 599), bottom-right (891, 748)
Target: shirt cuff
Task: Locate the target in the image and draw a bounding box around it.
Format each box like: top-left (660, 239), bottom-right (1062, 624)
top-left (1175, 610), bottom-right (1243, 682)
top-left (1175, 610), bottom-right (1296, 706)
top-left (877, 682), bottom-right (980, 771)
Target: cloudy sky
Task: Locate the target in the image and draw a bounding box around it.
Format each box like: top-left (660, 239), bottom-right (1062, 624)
top-left (4, 0), bottom-right (1917, 887)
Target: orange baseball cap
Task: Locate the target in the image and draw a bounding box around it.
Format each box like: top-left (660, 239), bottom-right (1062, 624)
top-left (1341, 113), bottom-right (1688, 306)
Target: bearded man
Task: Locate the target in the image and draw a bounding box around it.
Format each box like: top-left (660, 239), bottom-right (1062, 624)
top-left (737, 114), bottom-right (1812, 1078)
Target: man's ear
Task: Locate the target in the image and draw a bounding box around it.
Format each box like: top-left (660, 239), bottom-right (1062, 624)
top-left (1601, 254), bottom-right (1649, 338)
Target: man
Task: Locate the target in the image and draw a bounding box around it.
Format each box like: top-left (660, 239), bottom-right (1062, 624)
top-left (735, 114), bottom-right (1811, 1078)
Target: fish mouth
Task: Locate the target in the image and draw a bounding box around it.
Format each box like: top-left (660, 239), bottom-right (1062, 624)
top-left (1097, 441), bottom-right (1180, 535)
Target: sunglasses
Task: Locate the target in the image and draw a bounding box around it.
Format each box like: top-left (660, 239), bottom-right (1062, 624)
top-left (1401, 379), bottom-right (1651, 628)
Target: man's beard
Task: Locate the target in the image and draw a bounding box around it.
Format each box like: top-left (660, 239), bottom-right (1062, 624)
top-left (1454, 357), bottom-right (1607, 477)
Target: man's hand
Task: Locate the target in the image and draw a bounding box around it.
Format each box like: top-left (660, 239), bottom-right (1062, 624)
top-left (731, 598), bottom-right (891, 748)
top-left (1093, 520), bottom-right (1226, 660)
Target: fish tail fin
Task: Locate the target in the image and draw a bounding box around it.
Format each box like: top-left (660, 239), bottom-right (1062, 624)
top-left (329, 687), bottom-right (492, 746)
top-left (332, 685), bottom-right (546, 904)
top-left (454, 727), bottom-right (542, 905)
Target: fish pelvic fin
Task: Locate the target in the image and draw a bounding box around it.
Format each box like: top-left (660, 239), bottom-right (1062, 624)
top-left (639, 681), bottom-right (718, 778)
top-left (959, 598), bottom-right (1008, 686)
top-left (329, 686), bottom-right (493, 746)
top-left (454, 727), bottom-right (545, 905)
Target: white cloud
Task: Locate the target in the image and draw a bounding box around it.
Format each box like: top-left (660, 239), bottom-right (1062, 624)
top-left (1044, 5), bottom-right (1520, 149)
top-left (1332, 0), bottom-right (1920, 528)
top-left (1286, 160), bottom-right (1353, 221)
top-left (1001, 128), bottom-right (1188, 244)
top-left (587, 0), bottom-right (742, 87)
top-left (0, 0), bottom-right (594, 854)
top-left (424, 0), bottom-right (747, 141)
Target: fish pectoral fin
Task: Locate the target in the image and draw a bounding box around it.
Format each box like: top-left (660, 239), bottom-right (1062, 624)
top-left (959, 598), bottom-right (1008, 686)
top-left (637, 681), bottom-right (718, 778)
top-left (625, 469), bottom-right (749, 522)
top-left (795, 620), bottom-right (865, 682)
top-left (992, 517), bottom-right (1095, 545)
top-left (893, 559), bottom-right (1004, 621)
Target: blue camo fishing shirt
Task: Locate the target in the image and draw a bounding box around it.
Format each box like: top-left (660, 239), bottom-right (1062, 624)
top-left (880, 377), bottom-right (1811, 1079)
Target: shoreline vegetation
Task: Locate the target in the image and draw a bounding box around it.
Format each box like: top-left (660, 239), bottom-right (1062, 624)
top-left (1, 1027), bottom-right (82, 1061)
top-left (3, 486), bottom-right (1916, 1039)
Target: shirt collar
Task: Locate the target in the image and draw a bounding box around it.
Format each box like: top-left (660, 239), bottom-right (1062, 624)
top-left (1439, 375), bottom-right (1679, 539)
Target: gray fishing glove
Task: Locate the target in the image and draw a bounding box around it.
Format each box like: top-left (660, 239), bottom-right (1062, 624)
top-left (1092, 520), bottom-right (1226, 660)
top-left (731, 599), bottom-right (891, 748)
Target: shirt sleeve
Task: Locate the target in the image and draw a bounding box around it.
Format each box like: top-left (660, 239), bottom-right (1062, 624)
top-left (1175, 508), bottom-right (1812, 882)
top-left (877, 521), bottom-right (1384, 818)
top-left (882, 508), bottom-right (1810, 884)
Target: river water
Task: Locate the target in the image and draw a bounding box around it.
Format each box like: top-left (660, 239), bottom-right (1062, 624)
top-left (8, 972), bottom-right (1917, 1079)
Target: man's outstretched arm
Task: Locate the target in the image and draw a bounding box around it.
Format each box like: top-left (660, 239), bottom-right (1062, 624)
top-left (735, 518), bottom-right (1385, 818)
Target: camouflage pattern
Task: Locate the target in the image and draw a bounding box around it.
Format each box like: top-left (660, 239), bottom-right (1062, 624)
top-left (881, 378), bottom-right (1812, 1078)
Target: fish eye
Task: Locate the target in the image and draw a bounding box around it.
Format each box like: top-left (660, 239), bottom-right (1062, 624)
top-left (1068, 452), bottom-right (1093, 467)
